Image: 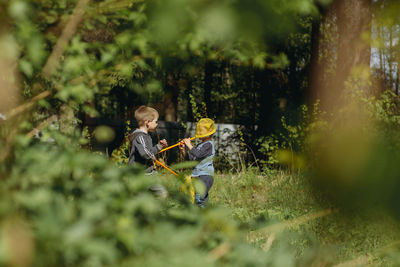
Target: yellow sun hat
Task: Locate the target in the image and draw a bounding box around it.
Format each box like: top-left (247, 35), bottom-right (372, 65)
top-left (195, 118), bottom-right (216, 138)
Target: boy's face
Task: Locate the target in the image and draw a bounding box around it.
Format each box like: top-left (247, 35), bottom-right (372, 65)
top-left (147, 117), bottom-right (158, 132)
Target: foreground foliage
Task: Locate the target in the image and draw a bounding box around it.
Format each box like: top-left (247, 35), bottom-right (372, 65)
top-left (3, 89), bottom-right (400, 266)
top-left (0, 130), bottom-right (305, 267)
top-left (2, 127), bottom-right (400, 266)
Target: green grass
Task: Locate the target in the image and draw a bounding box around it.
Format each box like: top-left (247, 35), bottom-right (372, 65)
top-left (210, 168), bottom-right (400, 266)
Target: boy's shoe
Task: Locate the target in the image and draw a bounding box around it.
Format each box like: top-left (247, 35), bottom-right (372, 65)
top-left (145, 170), bottom-right (158, 176)
top-left (195, 193), bottom-right (201, 204)
top-left (195, 194), bottom-right (205, 208)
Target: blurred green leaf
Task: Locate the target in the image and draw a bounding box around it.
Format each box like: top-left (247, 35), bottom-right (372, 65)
top-left (94, 125), bottom-right (115, 143)
top-left (170, 161), bottom-right (199, 170)
top-left (8, 0), bottom-right (29, 20)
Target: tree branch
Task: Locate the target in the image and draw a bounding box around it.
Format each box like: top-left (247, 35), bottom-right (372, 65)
top-left (42, 0), bottom-right (91, 78)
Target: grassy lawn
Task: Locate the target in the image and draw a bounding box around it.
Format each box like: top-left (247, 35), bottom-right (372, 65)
top-left (210, 169), bottom-right (400, 266)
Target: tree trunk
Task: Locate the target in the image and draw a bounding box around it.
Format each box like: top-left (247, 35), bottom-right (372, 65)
top-left (388, 25), bottom-right (393, 91)
top-left (204, 60), bottom-right (216, 116)
top-left (335, 0), bottom-right (372, 95)
top-left (307, 4), bottom-right (337, 109)
top-left (378, 22), bottom-right (385, 89)
top-left (224, 62), bottom-right (234, 121)
top-left (396, 64), bottom-right (399, 95)
top-left (256, 69), bottom-right (277, 136)
top-left (308, 17), bottom-right (323, 106)
top-left (163, 73), bottom-right (179, 121)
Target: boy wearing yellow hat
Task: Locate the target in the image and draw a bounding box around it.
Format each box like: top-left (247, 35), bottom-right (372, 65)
top-left (180, 118), bottom-right (216, 207)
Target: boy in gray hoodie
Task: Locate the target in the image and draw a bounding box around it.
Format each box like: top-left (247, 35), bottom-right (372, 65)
top-left (128, 105), bottom-right (168, 196)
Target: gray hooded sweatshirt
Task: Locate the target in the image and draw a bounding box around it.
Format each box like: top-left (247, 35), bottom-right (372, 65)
top-left (128, 129), bottom-right (162, 173)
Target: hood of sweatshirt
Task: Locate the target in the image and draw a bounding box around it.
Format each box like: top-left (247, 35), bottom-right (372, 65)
top-left (128, 129), bottom-right (147, 142)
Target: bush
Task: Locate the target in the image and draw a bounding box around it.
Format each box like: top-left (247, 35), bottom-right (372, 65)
top-left (0, 128), bottom-right (303, 266)
top-left (257, 89), bottom-right (400, 215)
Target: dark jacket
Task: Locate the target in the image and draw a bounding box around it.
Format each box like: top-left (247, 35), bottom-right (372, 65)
top-left (128, 129), bottom-right (162, 173)
top-left (188, 140), bottom-right (215, 177)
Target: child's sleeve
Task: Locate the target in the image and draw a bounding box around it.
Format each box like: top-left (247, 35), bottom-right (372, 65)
top-left (134, 134), bottom-right (161, 160)
top-left (188, 142), bottom-right (212, 161)
top-left (151, 143), bottom-right (162, 154)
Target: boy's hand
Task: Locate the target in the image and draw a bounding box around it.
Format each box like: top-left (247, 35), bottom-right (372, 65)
top-left (159, 139), bottom-right (168, 148)
top-left (183, 138), bottom-right (193, 150)
top-left (179, 142), bottom-right (186, 153)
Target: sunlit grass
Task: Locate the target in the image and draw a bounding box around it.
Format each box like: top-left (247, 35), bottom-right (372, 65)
top-left (212, 169), bottom-right (400, 265)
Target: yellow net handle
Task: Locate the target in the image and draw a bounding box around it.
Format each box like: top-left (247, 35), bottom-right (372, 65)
top-left (158, 137), bottom-right (196, 153)
top-left (154, 158), bottom-right (178, 176)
